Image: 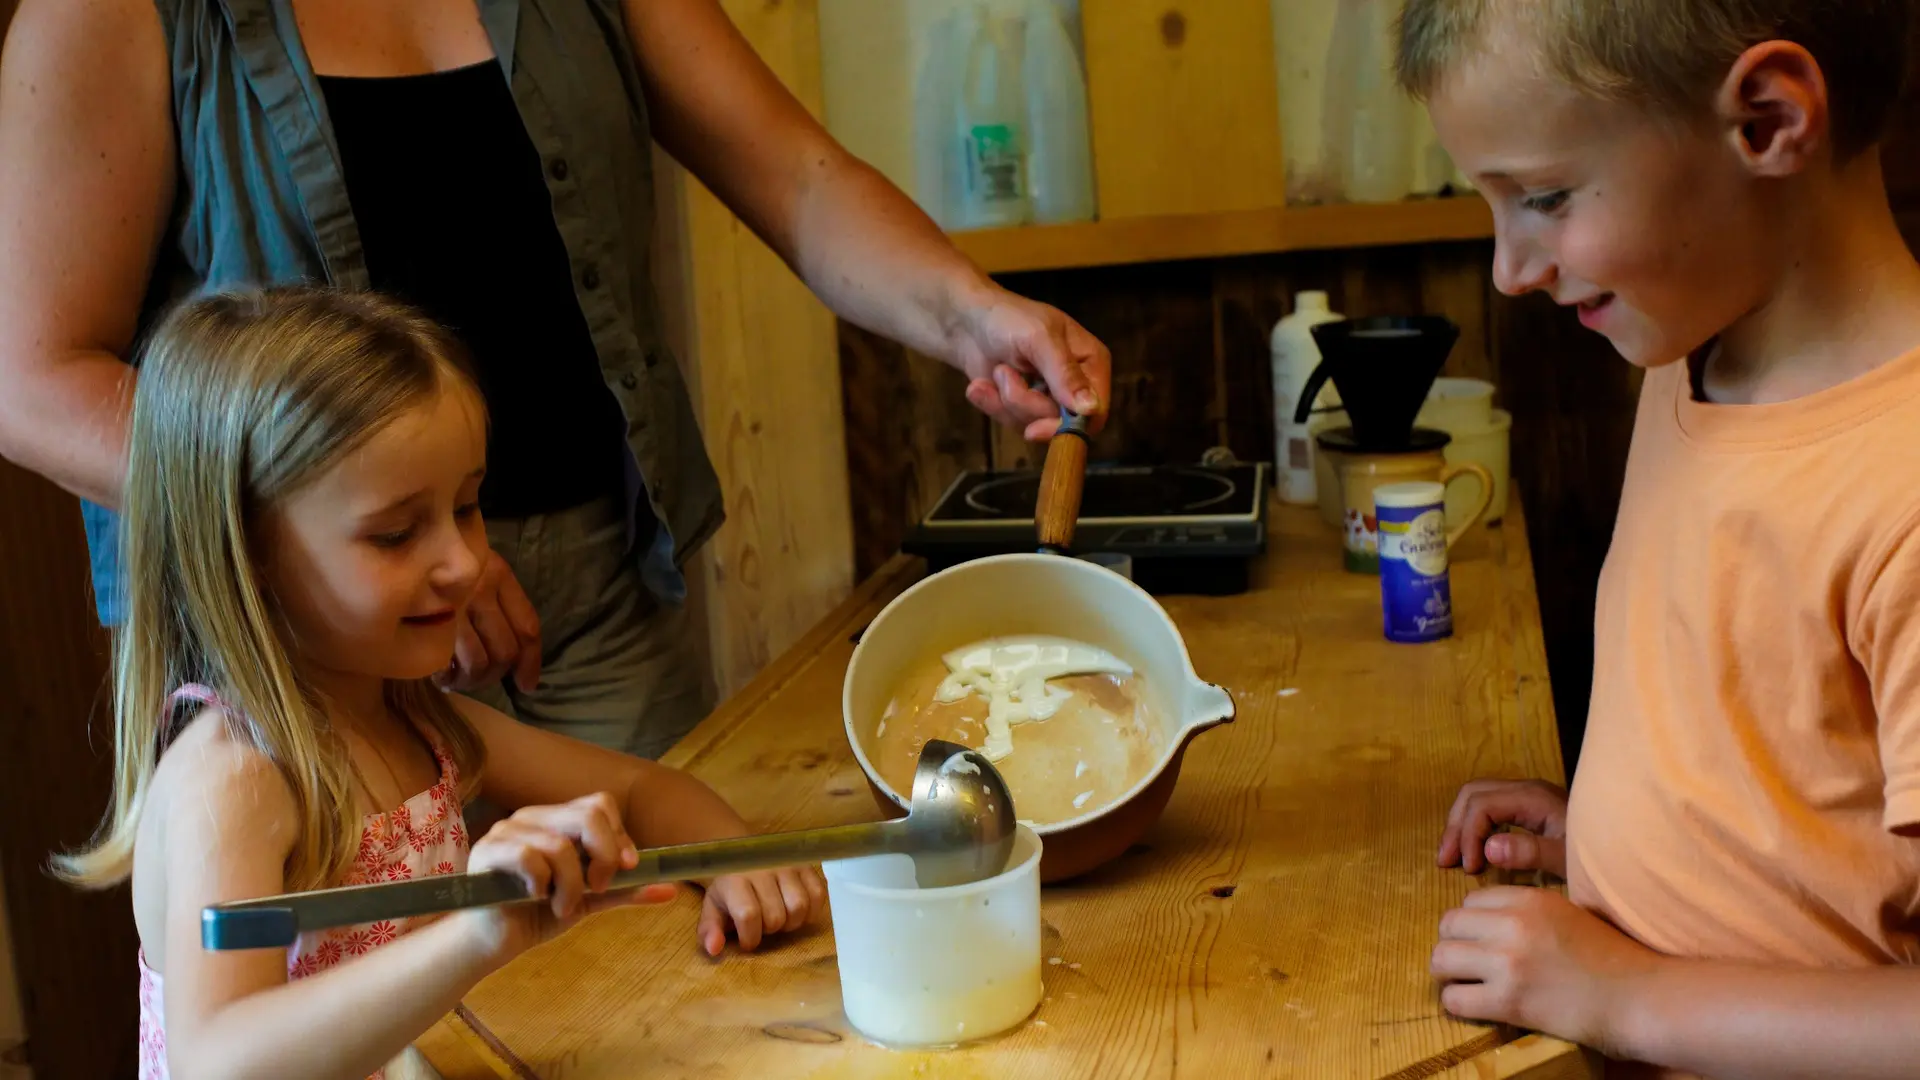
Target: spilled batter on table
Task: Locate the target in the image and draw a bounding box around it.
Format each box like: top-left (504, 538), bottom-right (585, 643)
top-left (869, 637), bottom-right (1165, 825)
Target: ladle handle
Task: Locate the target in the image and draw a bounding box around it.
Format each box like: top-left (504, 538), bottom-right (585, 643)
top-left (612, 821), bottom-right (896, 888)
top-left (201, 821), bottom-right (900, 951)
top-left (1036, 411), bottom-right (1091, 553)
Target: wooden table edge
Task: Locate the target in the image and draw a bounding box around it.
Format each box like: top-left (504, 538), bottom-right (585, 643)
top-left (1438, 1034), bottom-right (1601, 1079)
top-left (414, 1006), bottom-right (528, 1080)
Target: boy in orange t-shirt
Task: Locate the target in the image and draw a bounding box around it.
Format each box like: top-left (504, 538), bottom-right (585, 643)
top-left (1395, 2), bottom-right (1920, 1076)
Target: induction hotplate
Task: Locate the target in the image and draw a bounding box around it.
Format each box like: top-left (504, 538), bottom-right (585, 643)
top-left (902, 462), bottom-right (1268, 595)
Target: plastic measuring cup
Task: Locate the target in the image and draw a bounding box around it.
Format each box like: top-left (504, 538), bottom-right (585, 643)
top-left (823, 824), bottom-right (1043, 1048)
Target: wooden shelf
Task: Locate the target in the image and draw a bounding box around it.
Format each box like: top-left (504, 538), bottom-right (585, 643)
top-left (950, 195), bottom-right (1495, 275)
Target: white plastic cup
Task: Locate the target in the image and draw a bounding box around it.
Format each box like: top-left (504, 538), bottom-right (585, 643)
top-left (824, 825), bottom-right (1044, 1048)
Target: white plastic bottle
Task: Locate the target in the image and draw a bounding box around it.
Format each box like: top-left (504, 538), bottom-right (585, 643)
top-left (955, 5), bottom-right (1032, 229)
top-left (1022, 0), bottom-right (1096, 224)
top-left (1271, 290), bottom-right (1345, 504)
top-left (1321, 0), bottom-right (1414, 203)
top-left (911, 9), bottom-right (965, 228)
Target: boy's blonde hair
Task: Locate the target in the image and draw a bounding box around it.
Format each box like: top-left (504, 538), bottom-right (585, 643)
top-left (58, 287), bottom-right (488, 893)
top-left (1396, 0), bottom-right (1911, 159)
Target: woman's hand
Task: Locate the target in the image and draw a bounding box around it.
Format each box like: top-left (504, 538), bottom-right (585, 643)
top-left (459, 793), bottom-right (677, 964)
top-left (1432, 885), bottom-right (1659, 1055)
top-left (697, 867), bottom-right (829, 957)
top-left (439, 550), bottom-right (542, 695)
top-left (1437, 778), bottom-right (1570, 878)
top-left (945, 283), bottom-right (1112, 441)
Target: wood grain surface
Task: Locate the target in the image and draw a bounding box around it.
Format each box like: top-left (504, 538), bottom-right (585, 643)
top-left (1080, 0), bottom-right (1286, 219)
top-left (418, 501), bottom-right (1578, 1080)
top-left (658, 0), bottom-right (856, 700)
top-left (1034, 429), bottom-right (1088, 551)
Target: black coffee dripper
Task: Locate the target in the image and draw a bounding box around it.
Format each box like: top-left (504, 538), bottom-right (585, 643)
top-left (1291, 316), bottom-right (1461, 450)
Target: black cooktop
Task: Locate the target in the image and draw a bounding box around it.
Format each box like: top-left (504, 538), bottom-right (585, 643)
top-left (903, 463), bottom-right (1268, 595)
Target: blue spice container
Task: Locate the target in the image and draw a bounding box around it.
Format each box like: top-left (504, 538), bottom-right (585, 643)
top-left (1374, 481), bottom-right (1454, 643)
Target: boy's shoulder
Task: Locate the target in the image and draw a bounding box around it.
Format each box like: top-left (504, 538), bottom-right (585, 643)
top-left (1621, 349), bottom-right (1920, 596)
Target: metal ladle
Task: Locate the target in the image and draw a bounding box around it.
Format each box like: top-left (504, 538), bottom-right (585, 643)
top-left (201, 739), bottom-right (1016, 951)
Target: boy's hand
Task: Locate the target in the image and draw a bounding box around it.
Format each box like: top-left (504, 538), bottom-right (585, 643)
top-left (1431, 885), bottom-right (1658, 1054)
top-left (1438, 779), bottom-right (1569, 878)
top-left (462, 793), bottom-right (678, 961)
top-left (698, 867), bottom-right (828, 956)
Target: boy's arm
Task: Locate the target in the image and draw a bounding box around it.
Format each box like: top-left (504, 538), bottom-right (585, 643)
top-left (1611, 963), bottom-right (1920, 1080)
top-left (1434, 887), bottom-right (1920, 1079)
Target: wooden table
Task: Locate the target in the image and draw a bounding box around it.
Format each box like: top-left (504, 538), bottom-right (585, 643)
top-left (417, 501), bottom-right (1597, 1080)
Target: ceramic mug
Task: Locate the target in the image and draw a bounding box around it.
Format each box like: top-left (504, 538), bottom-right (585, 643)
top-left (1330, 449), bottom-right (1492, 574)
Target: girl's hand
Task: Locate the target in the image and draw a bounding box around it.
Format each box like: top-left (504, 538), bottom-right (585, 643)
top-left (1431, 885), bottom-right (1659, 1054)
top-left (1437, 778), bottom-right (1570, 878)
top-left (460, 793), bottom-right (677, 963)
top-left (697, 867), bottom-right (828, 957)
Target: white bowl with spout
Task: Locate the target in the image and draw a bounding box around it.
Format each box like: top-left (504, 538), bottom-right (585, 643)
top-left (843, 553), bottom-right (1236, 882)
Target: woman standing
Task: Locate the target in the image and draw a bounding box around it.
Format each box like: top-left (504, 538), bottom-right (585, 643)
top-left (0, 0), bottom-right (1110, 758)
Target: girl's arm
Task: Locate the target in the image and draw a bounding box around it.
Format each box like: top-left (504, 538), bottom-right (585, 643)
top-left (455, 695), bottom-right (826, 955)
top-left (158, 740), bottom-right (504, 1080)
top-left (457, 694), bottom-right (751, 845)
top-left (1611, 962), bottom-right (1920, 1080)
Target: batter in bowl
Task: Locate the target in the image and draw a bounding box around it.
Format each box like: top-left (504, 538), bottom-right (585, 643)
top-left (868, 635), bottom-right (1165, 826)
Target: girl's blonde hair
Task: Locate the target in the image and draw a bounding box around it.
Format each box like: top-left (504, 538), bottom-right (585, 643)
top-left (58, 286), bottom-right (489, 892)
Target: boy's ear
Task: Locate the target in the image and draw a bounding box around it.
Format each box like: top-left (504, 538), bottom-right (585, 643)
top-left (1716, 40), bottom-right (1829, 178)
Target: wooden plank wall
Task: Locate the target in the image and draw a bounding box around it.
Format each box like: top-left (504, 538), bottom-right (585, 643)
top-left (660, 0), bottom-right (856, 701)
top-left (841, 246), bottom-right (1625, 767)
top-left (1080, 0), bottom-right (1286, 217)
top-left (0, 460), bottom-right (136, 1080)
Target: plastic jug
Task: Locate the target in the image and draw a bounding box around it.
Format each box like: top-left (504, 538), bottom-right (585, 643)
top-left (825, 825), bottom-right (1044, 1046)
top-left (1271, 291), bottom-right (1345, 504)
top-left (1321, 0), bottom-right (1414, 203)
top-left (913, 8), bottom-right (966, 228)
top-left (955, 4), bottom-right (1032, 229)
top-left (1022, 0), bottom-right (1096, 224)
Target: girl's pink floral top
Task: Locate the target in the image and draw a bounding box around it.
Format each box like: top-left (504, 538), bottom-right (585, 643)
top-left (138, 685), bottom-right (470, 1080)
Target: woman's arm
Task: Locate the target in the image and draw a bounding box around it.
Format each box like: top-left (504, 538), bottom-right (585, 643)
top-left (158, 739), bottom-right (503, 1080)
top-left (0, 0), bottom-right (175, 508)
top-left (621, 0), bottom-right (1108, 437)
top-left (622, 0), bottom-right (985, 357)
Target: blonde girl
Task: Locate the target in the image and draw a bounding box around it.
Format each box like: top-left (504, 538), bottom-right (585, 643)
top-left (59, 287), bottom-right (824, 1080)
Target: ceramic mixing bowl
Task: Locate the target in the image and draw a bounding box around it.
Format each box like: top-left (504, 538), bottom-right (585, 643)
top-left (843, 553), bottom-right (1236, 883)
